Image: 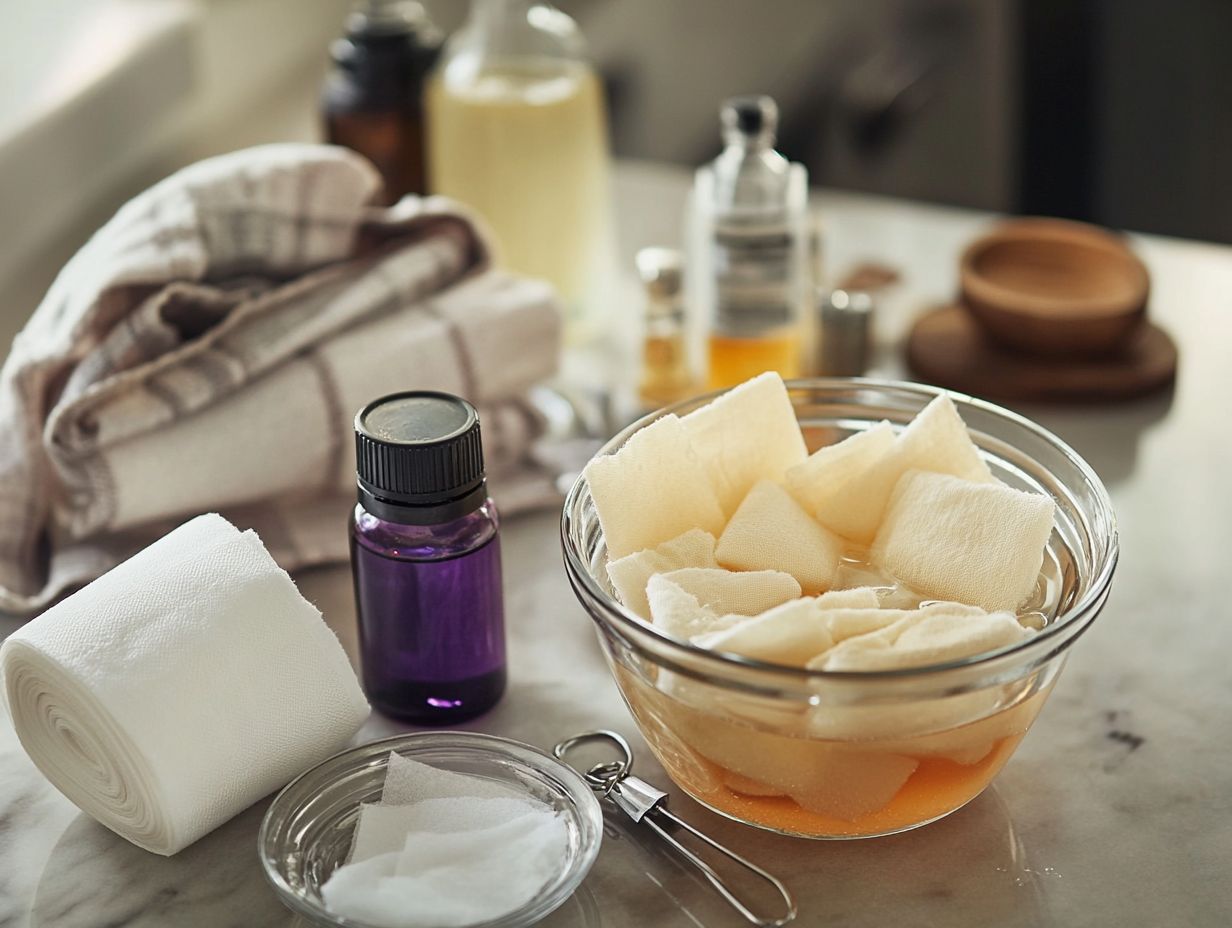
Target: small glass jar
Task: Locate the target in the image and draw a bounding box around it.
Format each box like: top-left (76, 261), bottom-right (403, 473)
top-left (351, 392), bottom-right (507, 724)
top-left (635, 247), bottom-right (694, 409)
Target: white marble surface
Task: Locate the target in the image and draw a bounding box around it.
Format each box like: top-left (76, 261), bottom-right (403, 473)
top-left (3, 167), bottom-right (1232, 927)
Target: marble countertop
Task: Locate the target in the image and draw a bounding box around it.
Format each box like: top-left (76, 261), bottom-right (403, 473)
top-left (3, 165), bottom-right (1232, 927)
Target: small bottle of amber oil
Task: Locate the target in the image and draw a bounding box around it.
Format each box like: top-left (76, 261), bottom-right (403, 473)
top-left (636, 247), bottom-right (695, 409)
top-left (689, 96), bottom-right (809, 389)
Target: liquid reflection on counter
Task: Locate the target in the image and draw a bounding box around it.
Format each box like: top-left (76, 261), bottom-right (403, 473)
top-left (588, 783), bottom-right (1054, 927)
top-left (32, 761), bottom-right (1053, 928)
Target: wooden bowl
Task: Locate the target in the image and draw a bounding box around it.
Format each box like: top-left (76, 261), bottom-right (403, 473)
top-left (960, 218), bottom-right (1150, 357)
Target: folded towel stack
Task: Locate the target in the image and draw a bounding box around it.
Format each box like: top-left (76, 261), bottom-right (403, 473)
top-left (0, 514), bottom-right (369, 855)
top-left (0, 144), bottom-right (562, 613)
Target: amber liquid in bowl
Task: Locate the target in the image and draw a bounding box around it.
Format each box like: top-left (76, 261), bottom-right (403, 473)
top-left (564, 380), bottom-right (1116, 840)
top-left (617, 534), bottom-right (1070, 837)
top-left (606, 554), bottom-right (1066, 838)
top-left (618, 663), bottom-right (1055, 839)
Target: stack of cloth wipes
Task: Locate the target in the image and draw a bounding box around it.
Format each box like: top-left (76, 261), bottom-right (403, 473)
top-left (0, 144), bottom-right (562, 614)
top-left (0, 514), bottom-right (369, 855)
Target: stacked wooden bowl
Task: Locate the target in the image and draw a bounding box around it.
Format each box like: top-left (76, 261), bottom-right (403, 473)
top-left (907, 218), bottom-right (1177, 402)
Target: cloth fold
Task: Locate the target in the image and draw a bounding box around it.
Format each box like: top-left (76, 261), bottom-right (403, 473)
top-left (0, 144), bottom-right (562, 613)
top-left (0, 514), bottom-right (370, 855)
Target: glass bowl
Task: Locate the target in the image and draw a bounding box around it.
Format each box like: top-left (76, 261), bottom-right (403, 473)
top-left (259, 732), bottom-right (605, 927)
top-left (560, 378), bottom-right (1117, 839)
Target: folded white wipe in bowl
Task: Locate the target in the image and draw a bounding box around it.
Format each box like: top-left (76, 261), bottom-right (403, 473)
top-left (0, 513), bottom-right (369, 855)
top-left (322, 753), bottom-right (567, 928)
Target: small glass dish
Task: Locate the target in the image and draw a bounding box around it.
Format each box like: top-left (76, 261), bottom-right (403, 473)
top-left (259, 731), bottom-right (605, 928)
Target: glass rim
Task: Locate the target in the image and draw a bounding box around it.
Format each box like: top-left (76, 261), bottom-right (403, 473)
top-left (258, 730), bottom-right (605, 928)
top-left (560, 376), bottom-right (1120, 683)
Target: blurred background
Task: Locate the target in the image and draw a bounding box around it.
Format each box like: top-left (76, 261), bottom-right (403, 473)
top-left (1, 0), bottom-right (1227, 348)
top-left (574, 0), bottom-right (1231, 239)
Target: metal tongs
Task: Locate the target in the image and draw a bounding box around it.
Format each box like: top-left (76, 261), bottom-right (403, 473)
top-left (553, 730), bottom-right (797, 927)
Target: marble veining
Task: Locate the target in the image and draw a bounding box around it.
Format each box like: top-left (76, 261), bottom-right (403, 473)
top-left (5, 503), bottom-right (1229, 927)
top-left (3, 173), bottom-right (1231, 926)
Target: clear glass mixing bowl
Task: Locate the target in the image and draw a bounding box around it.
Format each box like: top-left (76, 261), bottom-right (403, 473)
top-left (561, 379), bottom-right (1117, 839)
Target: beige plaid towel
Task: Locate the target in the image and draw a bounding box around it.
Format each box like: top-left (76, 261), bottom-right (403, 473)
top-left (0, 144), bottom-right (562, 614)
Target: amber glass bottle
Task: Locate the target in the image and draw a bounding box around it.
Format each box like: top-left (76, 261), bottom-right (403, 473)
top-left (635, 248), bottom-right (695, 409)
top-left (323, 0), bottom-right (441, 203)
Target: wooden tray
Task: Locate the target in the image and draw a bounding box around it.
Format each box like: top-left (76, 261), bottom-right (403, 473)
top-left (906, 304), bottom-right (1177, 403)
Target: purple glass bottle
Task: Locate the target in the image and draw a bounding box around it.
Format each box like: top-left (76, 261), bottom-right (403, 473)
top-left (351, 391), bottom-right (506, 724)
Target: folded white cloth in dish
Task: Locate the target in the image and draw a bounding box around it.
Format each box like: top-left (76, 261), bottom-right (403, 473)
top-left (0, 513), bottom-right (369, 855)
top-left (0, 144), bottom-right (563, 613)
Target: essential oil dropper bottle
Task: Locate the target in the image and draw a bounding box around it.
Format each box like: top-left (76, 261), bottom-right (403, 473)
top-left (351, 391), bottom-right (506, 724)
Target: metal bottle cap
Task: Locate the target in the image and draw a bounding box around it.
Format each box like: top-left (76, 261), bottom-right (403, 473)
top-left (635, 247), bottom-right (685, 301)
top-left (817, 288), bottom-right (874, 377)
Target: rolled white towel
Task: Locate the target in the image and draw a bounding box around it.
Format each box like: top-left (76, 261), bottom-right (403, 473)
top-left (0, 513), bottom-right (369, 855)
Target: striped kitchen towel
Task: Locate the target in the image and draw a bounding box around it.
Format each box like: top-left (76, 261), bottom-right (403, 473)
top-left (0, 144), bottom-right (562, 613)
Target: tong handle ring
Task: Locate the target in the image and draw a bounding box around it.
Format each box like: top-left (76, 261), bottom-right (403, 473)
top-left (552, 729), bottom-right (634, 796)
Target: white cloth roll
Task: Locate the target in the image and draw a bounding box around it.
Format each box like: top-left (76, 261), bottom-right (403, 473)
top-left (0, 513), bottom-right (369, 855)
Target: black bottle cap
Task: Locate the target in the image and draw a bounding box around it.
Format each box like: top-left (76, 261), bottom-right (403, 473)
top-left (721, 95), bottom-right (779, 140)
top-left (354, 391), bottom-right (487, 525)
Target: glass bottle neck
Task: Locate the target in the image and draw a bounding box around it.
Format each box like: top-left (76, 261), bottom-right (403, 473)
top-left (348, 0), bottom-right (434, 36)
top-left (470, 0), bottom-right (534, 28)
top-left (353, 499), bottom-right (500, 559)
top-left (449, 0), bottom-right (584, 70)
top-left (722, 130), bottom-right (777, 153)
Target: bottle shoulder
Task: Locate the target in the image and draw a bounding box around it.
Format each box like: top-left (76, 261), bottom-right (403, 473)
top-left (351, 501), bottom-right (501, 561)
top-left (435, 0), bottom-right (589, 92)
top-left (708, 152), bottom-right (807, 213)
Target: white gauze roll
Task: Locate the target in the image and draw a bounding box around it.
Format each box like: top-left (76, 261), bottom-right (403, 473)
top-left (0, 513), bottom-right (369, 855)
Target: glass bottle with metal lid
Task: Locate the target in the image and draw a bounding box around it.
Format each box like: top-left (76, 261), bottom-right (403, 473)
top-left (636, 247), bottom-right (694, 409)
top-left (690, 95), bottom-right (810, 389)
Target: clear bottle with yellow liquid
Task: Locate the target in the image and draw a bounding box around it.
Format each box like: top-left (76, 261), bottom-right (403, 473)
top-left (689, 96), bottom-right (810, 389)
top-left (635, 247), bottom-right (695, 409)
top-left (425, 0), bottom-right (613, 344)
